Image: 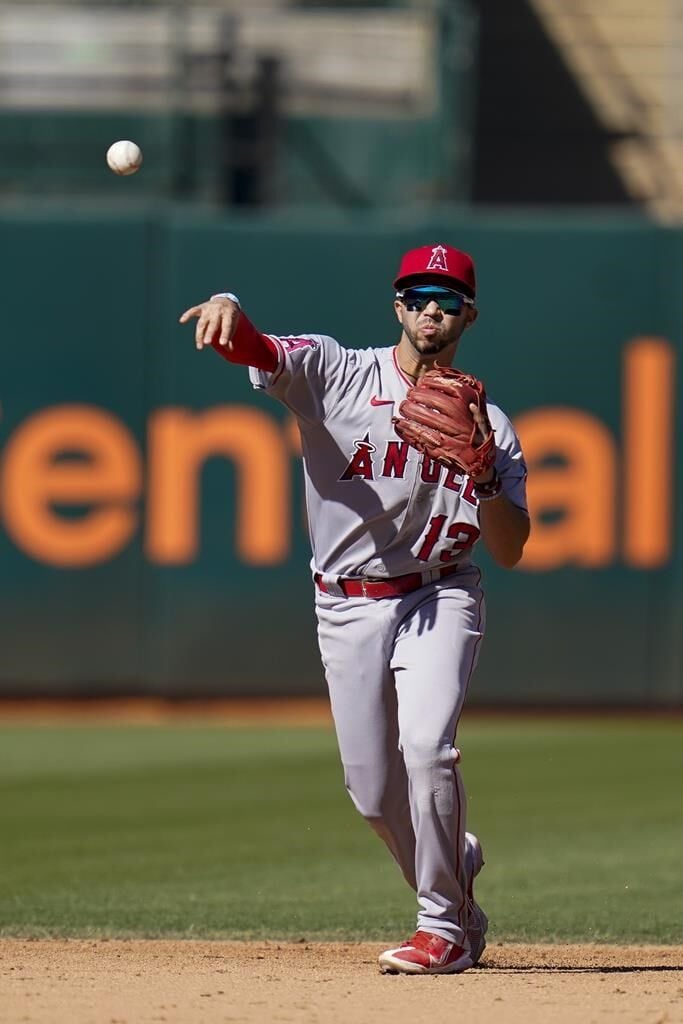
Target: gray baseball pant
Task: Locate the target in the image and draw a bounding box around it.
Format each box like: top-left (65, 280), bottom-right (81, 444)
top-left (314, 567), bottom-right (485, 945)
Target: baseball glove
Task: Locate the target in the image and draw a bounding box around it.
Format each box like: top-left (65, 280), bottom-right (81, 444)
top-left (393, 367), bottom-right (496, 477)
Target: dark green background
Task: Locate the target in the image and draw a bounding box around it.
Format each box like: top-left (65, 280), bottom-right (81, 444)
top-left (0, 207), bottom-right (680, 702)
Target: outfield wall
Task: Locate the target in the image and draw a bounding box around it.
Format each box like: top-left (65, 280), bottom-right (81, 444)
top-left (0, 208), bottom-right (680, 703)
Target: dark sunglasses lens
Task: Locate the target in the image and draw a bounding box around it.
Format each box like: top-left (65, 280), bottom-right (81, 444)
top-left (402, 288), bottom-right (465, 314)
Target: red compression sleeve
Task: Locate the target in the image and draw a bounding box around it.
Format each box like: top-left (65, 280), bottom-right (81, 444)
top-left (210, 311), bottom-right (278, 372)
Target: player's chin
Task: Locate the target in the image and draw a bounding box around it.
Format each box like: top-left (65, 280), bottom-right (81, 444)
top-left (415, 334), bottom-right (449, 355)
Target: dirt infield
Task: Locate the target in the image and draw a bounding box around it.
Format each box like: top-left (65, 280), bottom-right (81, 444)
top-left (1, 940), bottom-right (681, 1024)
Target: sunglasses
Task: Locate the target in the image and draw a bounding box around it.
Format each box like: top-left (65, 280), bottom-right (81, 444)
top-left (396, 285), bottom-right (474, 315)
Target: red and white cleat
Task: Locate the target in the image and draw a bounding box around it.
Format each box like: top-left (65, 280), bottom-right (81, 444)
top-left (379, 832), bottom-right (488, 975)
top-left (378, 930), bottom-right (474, 975)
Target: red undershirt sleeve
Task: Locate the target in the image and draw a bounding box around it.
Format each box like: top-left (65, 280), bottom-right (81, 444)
top-left (210, 311), bottom-right (279, 373)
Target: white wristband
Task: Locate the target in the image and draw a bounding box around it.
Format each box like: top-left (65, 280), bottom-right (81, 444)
top-left (210, 292), bottom-right (241, 308)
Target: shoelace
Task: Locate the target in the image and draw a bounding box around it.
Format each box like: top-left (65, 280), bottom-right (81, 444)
top-left (401, 931), bottom-right (446, 951)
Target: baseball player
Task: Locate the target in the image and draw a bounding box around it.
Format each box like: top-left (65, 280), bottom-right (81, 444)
top-left (180, 243), bottom-right (529, 974)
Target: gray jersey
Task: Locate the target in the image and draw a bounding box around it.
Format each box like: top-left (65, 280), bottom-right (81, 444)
top-left (250, 333), bottom-right (527, 579)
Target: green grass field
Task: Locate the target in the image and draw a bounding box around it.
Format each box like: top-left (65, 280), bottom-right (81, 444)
top-left (0, 717), bottom-right (680, 943)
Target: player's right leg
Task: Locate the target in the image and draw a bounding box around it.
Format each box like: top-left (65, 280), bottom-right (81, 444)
top-left (315, 590), bottom-right (416, 888)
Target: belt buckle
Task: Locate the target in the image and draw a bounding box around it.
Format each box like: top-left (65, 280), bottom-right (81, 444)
top-left (361, 579), bottom-right (369, 598)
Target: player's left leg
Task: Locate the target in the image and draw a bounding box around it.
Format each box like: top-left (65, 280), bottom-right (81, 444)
top-left (380, 569), bottom-right (486, 972)
top-left (464, 831), bottom-right (488, 964)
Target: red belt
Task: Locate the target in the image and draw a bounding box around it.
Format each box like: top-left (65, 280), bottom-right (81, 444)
top-left (314, 561), bottom-right (462, 599)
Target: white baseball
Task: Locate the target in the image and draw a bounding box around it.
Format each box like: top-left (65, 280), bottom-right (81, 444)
top-left (106, 140), bottom-right (143, 176)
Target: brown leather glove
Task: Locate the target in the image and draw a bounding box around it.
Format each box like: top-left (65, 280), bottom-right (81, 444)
top-left (393, 367), bottom-right (496, 477)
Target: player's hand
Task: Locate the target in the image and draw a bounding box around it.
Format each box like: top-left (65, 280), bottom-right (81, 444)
top-left (179, 297), bottom-right (240, 351)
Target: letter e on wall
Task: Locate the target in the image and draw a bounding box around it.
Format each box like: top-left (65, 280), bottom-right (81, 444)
top-left (0, 405), bottom-right (142, 567)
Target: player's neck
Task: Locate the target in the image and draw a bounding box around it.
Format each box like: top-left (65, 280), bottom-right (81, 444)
top-left (395, 339), bottom-right (458, 381)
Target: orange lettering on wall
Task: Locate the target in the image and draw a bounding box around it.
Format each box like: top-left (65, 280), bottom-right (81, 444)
top-left (146, 406), bottom-right (290, 565)
top-left (514, 408), bottom-right (617, 571)
top-left (0, 405), bottom-right (141, 567)
top-left (623, 337), bottom-right (675, 567)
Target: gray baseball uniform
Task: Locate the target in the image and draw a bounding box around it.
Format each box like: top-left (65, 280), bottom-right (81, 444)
top-left (250, 333), bottom-right (527, 946)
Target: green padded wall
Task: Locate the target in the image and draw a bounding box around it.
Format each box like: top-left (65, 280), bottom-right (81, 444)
top-left (0, 208), bottom-right (680, 703)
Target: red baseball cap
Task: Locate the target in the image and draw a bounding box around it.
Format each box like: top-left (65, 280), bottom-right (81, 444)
top-left (394, 243), bottom-right (476, 298)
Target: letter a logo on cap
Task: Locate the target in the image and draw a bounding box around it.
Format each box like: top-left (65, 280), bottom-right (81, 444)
top-left (427, 245), bottom-right (449, 272)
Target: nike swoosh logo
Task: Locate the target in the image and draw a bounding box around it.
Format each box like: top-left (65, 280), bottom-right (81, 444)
top-left (370, 396), bottom-right (395, 406)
